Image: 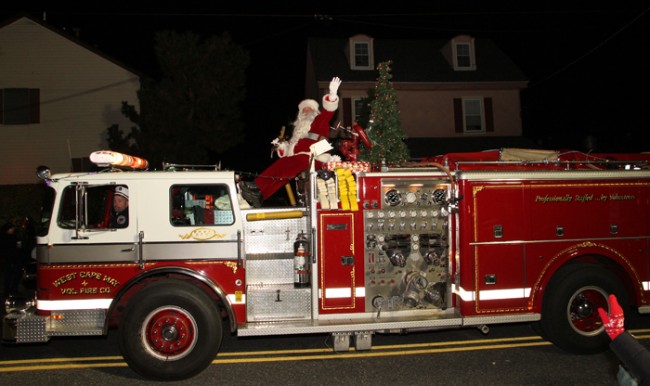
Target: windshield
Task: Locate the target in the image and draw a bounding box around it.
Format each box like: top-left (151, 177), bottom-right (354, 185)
top-left (37, 186), bottom-right (55, 237)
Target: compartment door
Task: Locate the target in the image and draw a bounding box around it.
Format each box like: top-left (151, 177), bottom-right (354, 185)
top-left (319, 212), bottom-right (357, 311)
top-left (472, 183), bottom-right (528, 313)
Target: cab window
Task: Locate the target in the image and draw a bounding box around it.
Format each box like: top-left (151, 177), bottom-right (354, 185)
top-left (58, 184), bottom-right (128, 229)
top-left (170, 184), bottom-right (233, 226)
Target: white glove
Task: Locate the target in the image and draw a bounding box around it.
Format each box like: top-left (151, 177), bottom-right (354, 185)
top-left (329, 77), bottom-right (342, 100)
top-left (275, 141), bottom-right (290, 158)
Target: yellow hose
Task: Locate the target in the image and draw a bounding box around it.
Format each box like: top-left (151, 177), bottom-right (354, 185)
top-left (246, 210), bottom-right (304, 221)
top-left (285, 184), bottom-right (296, 206)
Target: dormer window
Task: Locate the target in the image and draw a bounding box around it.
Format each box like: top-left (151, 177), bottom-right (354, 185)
top-left (451, 36), bottom-right (476, 71)
top-left (349, 35), bottom-right (374, 70)
top-left (456, 43), bottom-right (471, 68)
top-left (354, 42), bottom-right (370, 66)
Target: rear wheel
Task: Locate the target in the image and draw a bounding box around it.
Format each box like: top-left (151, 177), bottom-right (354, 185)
top-left (118, 280), bottom-right (222, 381)
top-left (540, 264), bottom-right (626, 354)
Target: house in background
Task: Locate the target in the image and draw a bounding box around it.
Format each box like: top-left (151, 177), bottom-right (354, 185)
top-left (306, 34), bottom-right (533, 159)
top-left (0, 14), bottom-right (140, 184)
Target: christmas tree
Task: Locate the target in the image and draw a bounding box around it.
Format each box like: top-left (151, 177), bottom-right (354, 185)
top-left (360, 60), bottom-right (410, 168)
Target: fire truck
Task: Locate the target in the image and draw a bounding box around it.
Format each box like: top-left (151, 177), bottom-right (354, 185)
top-left (3, 147), bottom-right (650, 381)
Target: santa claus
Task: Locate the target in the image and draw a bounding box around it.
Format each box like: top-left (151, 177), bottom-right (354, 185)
top-left (241, 77), bottom-right (342, 206)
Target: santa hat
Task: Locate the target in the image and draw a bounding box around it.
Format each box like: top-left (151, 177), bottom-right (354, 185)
top-left (298, 99), bottom-right (319, 112)
top-left (115, 186), bottom-right (129, 199)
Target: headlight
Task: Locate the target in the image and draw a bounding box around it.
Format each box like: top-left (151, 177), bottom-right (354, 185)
top-left (4, 296), bottom-right (36, 314)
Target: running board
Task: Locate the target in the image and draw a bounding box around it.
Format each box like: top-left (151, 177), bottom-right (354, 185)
top-left (237, 312), bottom-right (540, 337)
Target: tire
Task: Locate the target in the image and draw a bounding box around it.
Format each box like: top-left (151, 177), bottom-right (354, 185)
top-left (118, 279), bottom-right (222, 381)
top-left (540, 264), bottom-right (626, 354)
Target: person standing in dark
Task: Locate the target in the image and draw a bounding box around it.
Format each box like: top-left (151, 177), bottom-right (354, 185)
top-left (19, 216), bottom-right (37, 287)
top-left (19, 216), bottom-right (36, 257)
top-left (598, 294), bottom-right (650, 386)
top-left (1, 222), bottom-right (22, 298)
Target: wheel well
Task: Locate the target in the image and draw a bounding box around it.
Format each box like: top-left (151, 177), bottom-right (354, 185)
top-left (568, 255), bottom-right (635, 303)
top-left (538, 254), bottom-right (633, 309)
top-left (107, 271), bottom-right (230, 331)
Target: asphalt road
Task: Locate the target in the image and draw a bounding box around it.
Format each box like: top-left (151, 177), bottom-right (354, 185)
top-left (2, 316), bottom-right (649, 386)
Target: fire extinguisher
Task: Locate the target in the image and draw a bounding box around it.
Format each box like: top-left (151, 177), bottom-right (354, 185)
top-left (294, 231), bottom-right (310, 288)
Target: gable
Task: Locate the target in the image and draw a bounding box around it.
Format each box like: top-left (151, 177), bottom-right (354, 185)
top-left (0, 16), bottom-right (141, 184)
top-left (0, 17), bottom-right (140, 83)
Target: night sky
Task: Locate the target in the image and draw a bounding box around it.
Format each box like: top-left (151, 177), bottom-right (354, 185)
top-left (3, 4), bottom-right (649, 171)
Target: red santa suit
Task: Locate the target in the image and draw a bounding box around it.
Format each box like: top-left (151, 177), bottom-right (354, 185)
top-left (254, 95), bottom-right (339, 200)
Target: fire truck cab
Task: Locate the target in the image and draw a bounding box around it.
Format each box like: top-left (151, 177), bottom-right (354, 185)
top-left (3, 148), bottom-right (650, 381)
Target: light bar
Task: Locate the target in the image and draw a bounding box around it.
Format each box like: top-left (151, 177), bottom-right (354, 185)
top-left (90, 150), bottom-right (149, 169)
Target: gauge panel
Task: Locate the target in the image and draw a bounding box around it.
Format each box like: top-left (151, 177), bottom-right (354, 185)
top-left (380, 178), bottom-right (449, 209)
top-left (384, 189), bottom-right (402, 206)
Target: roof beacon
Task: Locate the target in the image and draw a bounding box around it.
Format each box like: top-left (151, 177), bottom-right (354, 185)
top-left (90, 150), bottom-right (148, 169)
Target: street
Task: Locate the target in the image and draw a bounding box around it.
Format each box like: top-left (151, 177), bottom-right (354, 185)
top-left (2, 316), bottom-right (649, 385)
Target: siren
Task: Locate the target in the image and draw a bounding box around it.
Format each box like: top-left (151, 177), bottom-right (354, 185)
top-left (90, 150), bottom-right (149, 170)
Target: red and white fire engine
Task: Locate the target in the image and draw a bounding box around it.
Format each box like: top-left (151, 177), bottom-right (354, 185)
top-left (3, 147), bottom-right (650, 380)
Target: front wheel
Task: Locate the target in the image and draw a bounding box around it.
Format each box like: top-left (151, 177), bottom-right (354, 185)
top-left (540, 264), bottom-right (626, 354)
top-left (118, 279), bottom-right (222, 381)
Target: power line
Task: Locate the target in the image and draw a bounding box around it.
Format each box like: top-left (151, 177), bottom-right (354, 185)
top-left (527, 6), bottom-right (650, 88)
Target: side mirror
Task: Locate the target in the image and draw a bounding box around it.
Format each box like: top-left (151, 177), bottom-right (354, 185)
top-left (36, 165), bottom-right (51, 181)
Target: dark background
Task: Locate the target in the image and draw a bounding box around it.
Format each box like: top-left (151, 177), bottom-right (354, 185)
top-left (3, 4), bottom-right (649, 172)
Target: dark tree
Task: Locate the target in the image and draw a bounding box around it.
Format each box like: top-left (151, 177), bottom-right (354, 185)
top-left (108, 30), bottom-right (250, 168)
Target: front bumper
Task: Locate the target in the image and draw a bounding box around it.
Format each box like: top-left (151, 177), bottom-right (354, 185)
top-left (3, 310), bottom-right (50, 344)
top-left (3, 296), bottom-right (105, 344)
top-left (3, 296), bottom-right (48, 343)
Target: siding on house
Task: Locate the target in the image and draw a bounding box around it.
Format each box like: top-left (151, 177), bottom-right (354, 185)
top-left (306, 35), bottom-right (531, 158)
top-left (0, 16), bottom-right (140, 184)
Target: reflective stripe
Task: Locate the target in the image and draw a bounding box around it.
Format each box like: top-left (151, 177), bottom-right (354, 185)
top-left (37, 298), bottom-right (112, 310)
top-left (39, 294), bottom-right (249, 311)
top-left (320, 287), bottom-right (366, 298)
top-left (456, 282), bottom-right (650, 300)
top-left (453, 285), bottom-right (531, 301)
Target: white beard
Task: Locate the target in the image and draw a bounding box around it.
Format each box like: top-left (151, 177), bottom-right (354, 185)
top-left (285, 111), bottom-right (318, 156)
top-left (290, 111), bottom-right (318, 143)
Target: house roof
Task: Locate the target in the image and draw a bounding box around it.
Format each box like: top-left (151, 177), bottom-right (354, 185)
top-left (308, 36), bottom-right (528, 84)
top-left (0, 13), bottom-right (144, 78)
